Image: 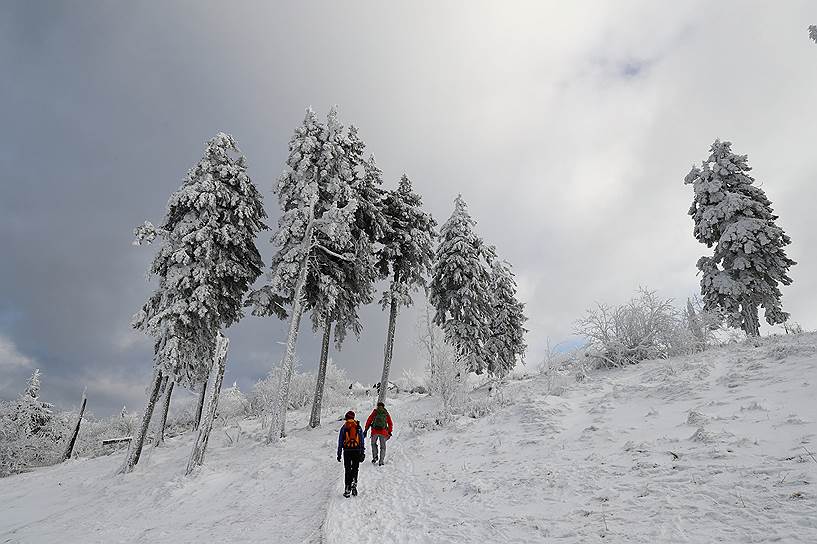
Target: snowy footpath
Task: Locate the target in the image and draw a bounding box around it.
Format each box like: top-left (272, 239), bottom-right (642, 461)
top-left (2, 333), bottom-right (817, 543)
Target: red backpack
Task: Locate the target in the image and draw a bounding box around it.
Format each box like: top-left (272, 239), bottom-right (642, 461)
top-left (343, 420), bottom-right (360, 448)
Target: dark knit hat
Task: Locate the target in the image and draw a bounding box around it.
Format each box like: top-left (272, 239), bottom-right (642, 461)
top-left (376, 402), bottom-right (385, 408)
top-left (345, 410), bottom-right (355, 420)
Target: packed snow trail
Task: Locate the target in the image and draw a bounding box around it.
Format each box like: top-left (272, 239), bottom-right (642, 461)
top-left (324, 383), bottom-right (581, 543)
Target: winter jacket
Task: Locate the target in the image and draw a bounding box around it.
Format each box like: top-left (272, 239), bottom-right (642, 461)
top-left (365, 408), bottom-right (393, 437)
top-left (337, 419), bottom-right (365, 458)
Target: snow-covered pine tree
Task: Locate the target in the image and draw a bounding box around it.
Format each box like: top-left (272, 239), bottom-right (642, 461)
top-left (126, 132), bottom-right (266, 473)
top-left (1, 370), bottom-right (59, 474)
top-left (375, 175), bottom-right (436, 403)
top-left (15, 369), bottom-right (54, 437)
top-left (684, 139), bottom-right (796, 337)
top-left (304, 110), bottom-right (362, 429)
top-left (484, 260), bottom-right (527, 376)
top-left (25, 369), bottom-right (40, 397)
top-left (430, 195), bottom-right (496, 373)
top-left (249, 109), bottom-right (357, 442)
top-left (307, 137), bottom-right (389, 428)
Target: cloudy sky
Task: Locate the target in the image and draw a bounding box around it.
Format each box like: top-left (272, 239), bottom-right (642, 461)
top-left (2, 1), bottom-right (815, 415)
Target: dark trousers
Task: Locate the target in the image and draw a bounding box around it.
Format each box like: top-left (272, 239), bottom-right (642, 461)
top-left (343, 449), bottom-right (360, 488)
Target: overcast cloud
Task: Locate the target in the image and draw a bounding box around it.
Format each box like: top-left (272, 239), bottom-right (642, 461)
top-left (1, 1), bottom-right (815, 414)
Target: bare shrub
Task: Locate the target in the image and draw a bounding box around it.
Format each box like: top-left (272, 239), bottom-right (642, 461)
top-left (416, 301), bottom-right (467, 414)
top-left (462, 390), bottom-right (511, 419)
top-left (250, 361), bottom-right (315, 416)
top-left (575, 288), bottom-right (699, 368)
top-left (219, 383), bottom-right (250, 420)
top-left (783, 321), bottom-right (804, 335)
top-left (685, 295), bottom-right (727, 350)
top-left (538, 341), bottom-right (589, 394)
top-left (248, 359), bottom-right (349, 423)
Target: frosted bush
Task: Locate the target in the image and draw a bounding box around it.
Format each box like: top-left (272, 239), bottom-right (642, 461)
top-left (575, 288), bottom-right (701, 368)
top-left (219, 383), bottom-right (250, 420)
top-left (320, 360), bottom-right (350, 413)
top-left (0, 406), bottom-right (69, 476)
top-left (250, 362), bottom-right (312, 415)
top-left (0, 372), bottom-right (73, 476)
top-left (426, 344), bottom-right (468, 415)
top-left (417, 306), bottom-right (467, 413)
top-left (462, 390), bottom-right (511, 419)
top-left (249, 360), bottom-right (350, 418)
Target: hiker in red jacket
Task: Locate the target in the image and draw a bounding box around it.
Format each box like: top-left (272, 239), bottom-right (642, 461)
top-left (363, 402), bottom-right (393, 466)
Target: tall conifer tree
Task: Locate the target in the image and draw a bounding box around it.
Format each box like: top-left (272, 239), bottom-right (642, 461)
top-left (127, 133), bottom-right (266, 472)
top-left (249, 109), bottom-right (357, 441)
top-left (484, 260), bottom-right (527, 376)
top-left (685, 140), bottom-right (795, 337)
top-left (430, 195), bottom-right (495, 373)
top-left (375, 175), bottom-right (436, 402)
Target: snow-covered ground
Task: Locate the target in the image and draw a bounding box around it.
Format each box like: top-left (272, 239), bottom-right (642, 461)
top-left (2, 333), bottom-right (816, 543)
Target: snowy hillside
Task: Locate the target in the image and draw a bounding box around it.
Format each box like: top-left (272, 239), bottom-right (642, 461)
top-left (2, 333), bottom-right (816, 543)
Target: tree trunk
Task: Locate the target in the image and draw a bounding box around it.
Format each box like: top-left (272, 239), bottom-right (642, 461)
top-left (193, 376), bottom-right (208, 431)
top-left (186, 333), bottom-right (229, 475)
top-left (378, 271), bottom-right (401, 404)
top-left (154, 379), bottom-right (174, 446)
top-left (119, 369), bottom-right (163, 474)
top-left (309, 319), bottom-right (332, 428)
top-left (62, 391), bottom-right (87, 461)
top-left (742, 302), bottom-right (760, 337)
top-left (267, 209), bottom-right (315, 444)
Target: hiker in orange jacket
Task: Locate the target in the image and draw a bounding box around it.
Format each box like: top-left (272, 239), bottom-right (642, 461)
top-left (363, 402), bottom-right (393, 466)
top-left (337, 410), bottom-right (365, 498)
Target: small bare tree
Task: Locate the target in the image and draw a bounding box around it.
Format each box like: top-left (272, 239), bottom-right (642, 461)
top-left (417, 300), bottom-right (466, 413)
top-left (686, 294), bottom-right (726, 349)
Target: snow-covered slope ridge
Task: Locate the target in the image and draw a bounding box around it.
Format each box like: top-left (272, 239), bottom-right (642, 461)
top-left (2, 333), bottom-right (816, 543)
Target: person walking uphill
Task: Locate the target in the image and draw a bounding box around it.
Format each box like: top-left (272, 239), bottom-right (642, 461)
top-left (337, 410), bottom-right (365, 498)
top-left (364, 402), bottom-right (393, 466)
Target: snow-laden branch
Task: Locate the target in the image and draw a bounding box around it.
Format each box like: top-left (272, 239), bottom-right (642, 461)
top-left (312, 243), bottom-right (355, 262)
top-left (132, 221), bottom-right (170, 246)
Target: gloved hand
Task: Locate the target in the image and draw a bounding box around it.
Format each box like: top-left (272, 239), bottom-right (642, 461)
top-left (387, 433), bottom-right (392, 440)
top-left (337, 454), bottom-right (341, 462)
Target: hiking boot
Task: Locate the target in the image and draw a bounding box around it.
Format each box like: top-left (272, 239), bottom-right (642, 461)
top-left (378, 460), bottom-right (384, 466)
top-left (351, 483), bottom-right (358, 496)
top-left (343, 486), bottom-right (351, 498)
top-left (371, 457), bottom-right (378, 464)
